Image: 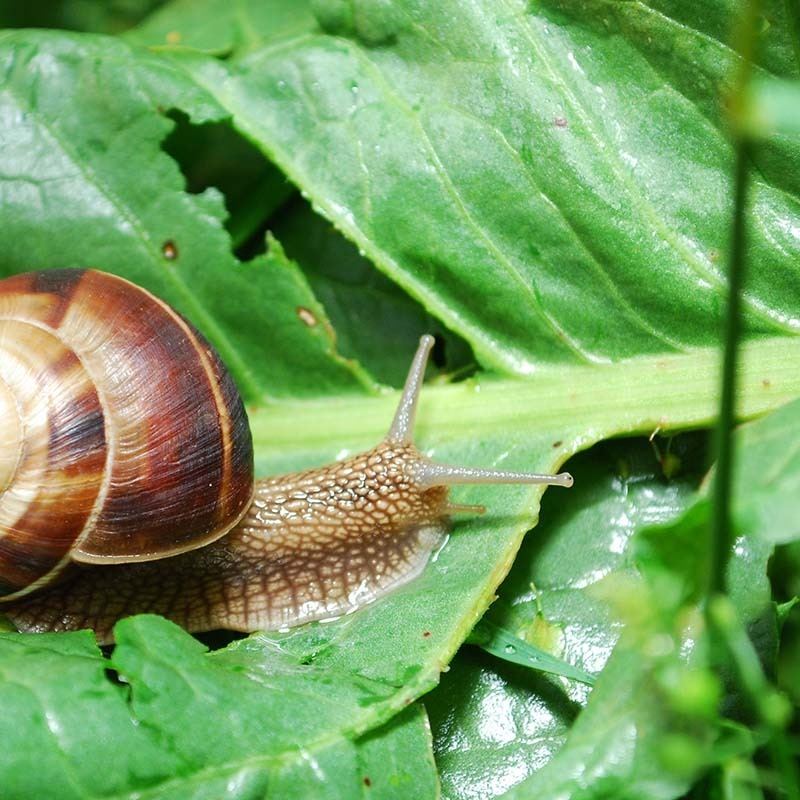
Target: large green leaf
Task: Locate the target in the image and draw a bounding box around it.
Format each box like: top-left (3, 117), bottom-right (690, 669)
top-left (503, 400), bottom-right (800, 799)
top-left (154, 0), bottom-right (800, 373)
top-left (0, 619), bottom-right (438, 799)
top-left (0, 30), bottom-right (373, 401)
top-left (428, 402), bottom-right (800, 798)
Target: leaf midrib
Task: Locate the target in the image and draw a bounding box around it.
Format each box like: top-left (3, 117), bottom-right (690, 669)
top-left (247, 336), bottom-right (800, 461)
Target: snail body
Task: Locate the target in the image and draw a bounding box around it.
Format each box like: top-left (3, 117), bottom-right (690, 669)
top-left (0, 269), bottom-right (572, 642)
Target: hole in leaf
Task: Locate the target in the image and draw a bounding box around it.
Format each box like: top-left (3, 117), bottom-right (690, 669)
top-left (0, 1), bottom-right (165, 32)
top-left (104, 666), bottom-right (126, 686)
top-left (162, 110), bottom-right (295, 259)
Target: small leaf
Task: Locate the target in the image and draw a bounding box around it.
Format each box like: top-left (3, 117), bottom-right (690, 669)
top-left (469, 618), bottom-right (596, 686)
top-left (777, 597), bottom-right (799, 627)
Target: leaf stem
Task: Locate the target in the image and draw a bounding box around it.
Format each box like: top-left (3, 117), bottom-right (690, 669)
top-left (708, 139), bottom-right (751, 598)
top-left (247, 337), bottom-right (800, 467)
top-left (707, 0), bottom-right (761, 601)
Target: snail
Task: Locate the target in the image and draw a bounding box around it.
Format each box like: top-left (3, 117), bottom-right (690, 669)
top-left (0, 269), bottom-right (573, 642)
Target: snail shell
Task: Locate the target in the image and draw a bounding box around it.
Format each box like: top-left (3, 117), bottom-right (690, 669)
top-left (0, 269), bottom-right (253, 599)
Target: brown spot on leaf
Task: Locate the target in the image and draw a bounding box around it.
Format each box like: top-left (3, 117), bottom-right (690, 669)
top-left (423, 630), bottom-right (431, 638)
top-left (554, 116), bottom-right (568, 128)
top-left (162, 241), bottom-right (178, 261)
top-left (363, 777), bottom-right (372, 787)
top-left (552, 440), bottom-right (563, 448)
top-left (166, 30), bottom-right (182, 44)
top-left (763, 378), bottom-right (771, 388)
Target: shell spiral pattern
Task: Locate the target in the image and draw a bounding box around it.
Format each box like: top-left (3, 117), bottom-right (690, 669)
top-left (0, 269), bottom-right (254, 600)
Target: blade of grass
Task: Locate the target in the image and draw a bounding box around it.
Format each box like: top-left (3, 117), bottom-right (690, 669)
top-left (468, 618), bottom-right (596, 687)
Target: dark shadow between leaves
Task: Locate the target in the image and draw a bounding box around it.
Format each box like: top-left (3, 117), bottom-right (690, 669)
top-left (161, 110), bottom-right (296, 259)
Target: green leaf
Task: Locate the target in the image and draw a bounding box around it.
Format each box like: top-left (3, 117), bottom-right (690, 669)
top-left (427, 436), bottom-right (708, 799)
top-left (500, 401), bottom-right (800, 799)
top-left (429, 403), bottom-right (800, 798)
top-left (738, 79), bottom-right (800, 140)
top-left (777, 597), bottom-right (799, 626)
top-left (717, 758), bottom-right (766, 800)
top-left (164, 0), bottom-right (800, 373)
top-left (126, 0), bottom-right (314, 55)
top-left (0, 617), bottom-right (438, 799)
top-left (427, 648), bottom-right (581, 800)
top-left (162, 111), bottom-right (296, 250)
top-left (2, 3), bottom-right (800, 797)
top-left (728, 399), bottom-right (800, 546)
top-left (242, 236), bottom-right (379, 396)
top-left (469, 618), bottom-right (596, 686)
top-left (271, 195), bottom-right (476, 387)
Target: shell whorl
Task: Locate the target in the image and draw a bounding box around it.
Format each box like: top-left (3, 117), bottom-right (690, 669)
top-left (0, 269), bottom-right (254, 600)
top-left (0, 376), bottom-right (22, 496)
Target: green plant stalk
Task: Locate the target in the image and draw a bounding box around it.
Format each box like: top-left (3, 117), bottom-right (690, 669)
top-left (708, 0), bottom-right (763, 600)
top-left (769, 736), bottom-right (800, 800)
top-left (707, 0), bottom-right (761, 592)
top-left (708, 140), bottom-right (751, 598)
top-left (707, 5), bottom-right (800, 796)
top-left (709, 598), bottom-right (789, 727)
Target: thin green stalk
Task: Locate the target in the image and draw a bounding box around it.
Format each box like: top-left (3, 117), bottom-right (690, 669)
top-left (706, 6), bottom-right (800, 796)
top-left (709, 597), bottom-right (799, 800)
top-left (769, 736), bottom-right (800, 800)
top-left (707, 0), bottom-right (762, 601)
top-left (708, 140), bottom-right (751, 598)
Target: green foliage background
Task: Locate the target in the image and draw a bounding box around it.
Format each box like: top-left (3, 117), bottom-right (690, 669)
top-left (0, 1), bottom-right (798, 797)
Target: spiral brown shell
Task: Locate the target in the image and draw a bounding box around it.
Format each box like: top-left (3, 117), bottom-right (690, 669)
top-left (0, 269), bottom-right (254, 600)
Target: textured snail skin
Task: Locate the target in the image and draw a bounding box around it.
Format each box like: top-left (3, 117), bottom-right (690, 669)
top-left (8, 444), bottom-right (449, 642)
top-left (0, 269), bottom-right (253, 600)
